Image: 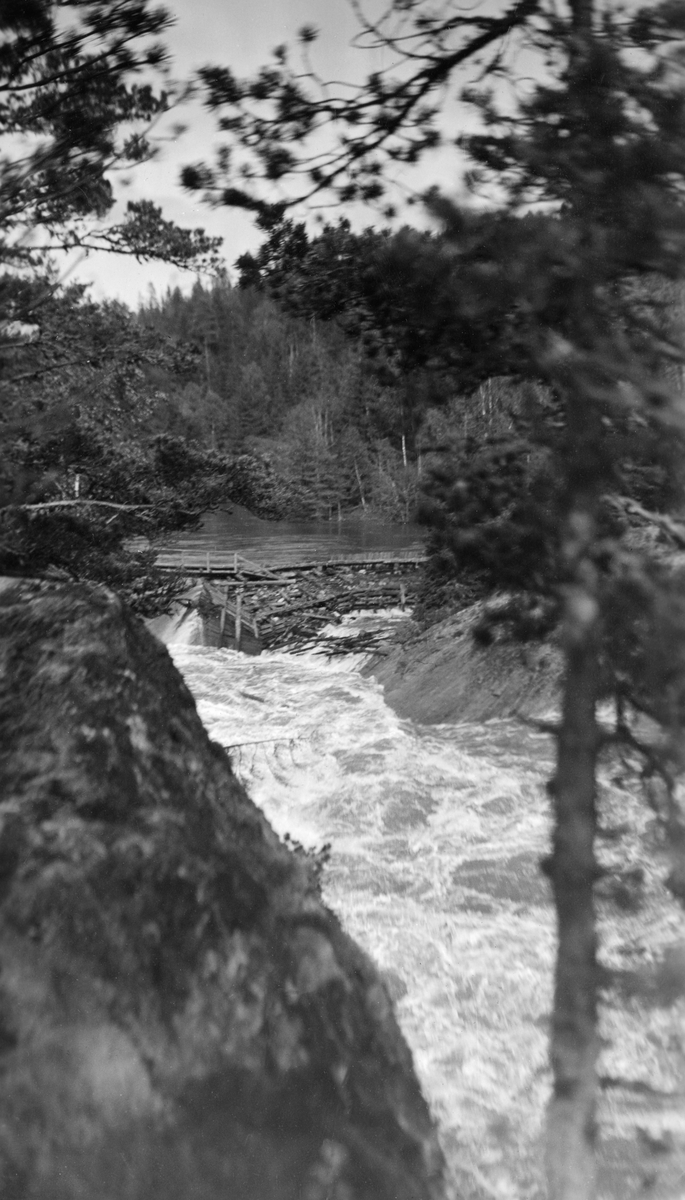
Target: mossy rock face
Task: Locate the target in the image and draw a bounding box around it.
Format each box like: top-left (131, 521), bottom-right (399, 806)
top-left (0, 579), bottom-right (444, 1200)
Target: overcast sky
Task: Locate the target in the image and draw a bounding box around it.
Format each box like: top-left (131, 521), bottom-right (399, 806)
top-left (68, 0), bottom-right (409, 308)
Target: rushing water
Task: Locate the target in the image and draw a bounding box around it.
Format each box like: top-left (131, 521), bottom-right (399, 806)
top-left (165, 506), bottom-right (425, 566)
top-left (170, 615), bottom-right (684, 1198)
top-left (171, 620), bottom-right (556, 1197)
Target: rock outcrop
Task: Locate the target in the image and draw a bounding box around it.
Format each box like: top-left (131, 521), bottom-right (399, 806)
top-left (366, 605), bottom-right (561, 724)
top-left (0, 579), bottom-right (444, 1200)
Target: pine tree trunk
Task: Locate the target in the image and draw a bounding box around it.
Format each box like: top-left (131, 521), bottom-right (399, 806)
top-left (544, 0), bottom-right (601, 1120)
top-left (354, 460), bottom-right (367, 510)
top-left (545, 607), bottom-right (600, 1198)
top-left (545, 426), bottom-right (601, 1196)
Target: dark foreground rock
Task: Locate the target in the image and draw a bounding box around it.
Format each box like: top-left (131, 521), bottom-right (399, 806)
top-left (0, 579), bottom-right (444, 1200)
top-left (365, 604), bottom-right (561, 724)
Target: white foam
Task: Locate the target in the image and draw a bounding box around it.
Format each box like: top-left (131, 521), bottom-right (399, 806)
top-left (172, 643), bottom-right (557, 1194)
top-left (147, 604), bottom-right (203, 646)
top-left (172, 642), bottom-right (681, 1197)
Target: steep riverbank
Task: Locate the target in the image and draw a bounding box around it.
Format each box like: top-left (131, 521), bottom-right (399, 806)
top-left (0, 578), bottom-right (443, 1200)
top-left (364, 601), bottom-right (561, 725)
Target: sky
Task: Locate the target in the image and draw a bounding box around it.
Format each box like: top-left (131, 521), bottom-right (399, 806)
top-left (67, 0), bottom-right (412, 308)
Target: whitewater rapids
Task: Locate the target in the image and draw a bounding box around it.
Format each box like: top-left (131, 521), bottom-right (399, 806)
top-left (169, 608), bottom-right (683, 1199)
top-left (170, 625), bottom-right (557, 1196)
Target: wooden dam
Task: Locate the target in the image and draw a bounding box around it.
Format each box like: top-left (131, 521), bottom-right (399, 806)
top-left (155, 547), bottom-right (427, 654)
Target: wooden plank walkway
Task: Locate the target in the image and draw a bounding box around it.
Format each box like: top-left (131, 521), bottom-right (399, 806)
top-left (155, 548), bottom-right (426, 577)
top-left (155, 550), bottom-right (279, 578)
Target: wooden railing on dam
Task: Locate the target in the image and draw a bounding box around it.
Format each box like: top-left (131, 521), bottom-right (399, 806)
top-left (155, 547), bottom-right (426, 578)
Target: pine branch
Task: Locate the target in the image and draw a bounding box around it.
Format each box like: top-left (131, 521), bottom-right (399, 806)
top-left (606, 495), bottom-right (685, 550)
top-left (4, 357), bottom-right (94, 384)
top-left (2, 500), bottom-right (156, 513)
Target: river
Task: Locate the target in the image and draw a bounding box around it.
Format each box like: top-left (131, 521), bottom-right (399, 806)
top-left (170, 616), bottom-right (556, 1198)
top-left (168, 610), bottom-right (682, 1199)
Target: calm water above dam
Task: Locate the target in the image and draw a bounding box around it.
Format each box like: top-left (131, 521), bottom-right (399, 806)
top-left (167, 505), bottom-right (425, 566)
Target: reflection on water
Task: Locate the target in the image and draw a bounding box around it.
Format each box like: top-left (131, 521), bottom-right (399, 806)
top-left (166, 505), bottom-right (425, 565)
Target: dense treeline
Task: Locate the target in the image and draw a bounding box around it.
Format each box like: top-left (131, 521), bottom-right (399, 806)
top-left (0, 276), bottom-right (293, 611)
top-left (1, 237), bottom-right (465, 610)
top-left (3, 220), bottom-right (680, 614)
top-left (0, 0), bottom-right (226, 612)
top-left (138, 269), bottom-right (427, 521)
top-left (5, 221), bottom-right (513, 610)
top-left (135, 216), bottom-right (555, 528)
top-left (233, 216), bottom-right (684, 609)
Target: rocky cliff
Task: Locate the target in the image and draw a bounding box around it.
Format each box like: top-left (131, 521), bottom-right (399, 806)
top-left (0, 578), bottom-right (444, 1200)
